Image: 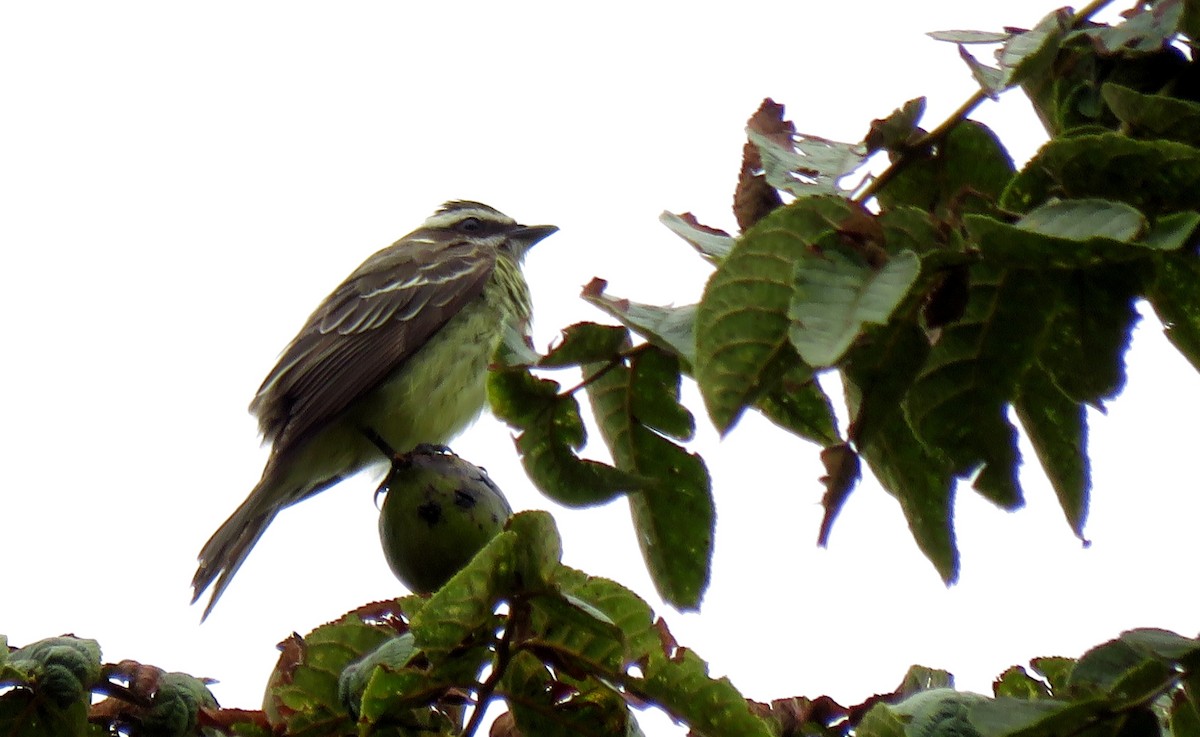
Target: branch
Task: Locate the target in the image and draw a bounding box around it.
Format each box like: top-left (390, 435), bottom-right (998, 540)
top-left (460, 614), bottom-right (517, 737)
top-left (854, 0), bottom-right (1119, 205)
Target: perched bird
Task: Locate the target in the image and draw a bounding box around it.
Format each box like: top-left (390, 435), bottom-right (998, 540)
top-left (193, 201), bottom-right (557, 618)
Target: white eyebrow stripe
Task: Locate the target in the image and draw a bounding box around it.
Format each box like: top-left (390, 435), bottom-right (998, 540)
top-left (421, 208), bottom-right (514, 229)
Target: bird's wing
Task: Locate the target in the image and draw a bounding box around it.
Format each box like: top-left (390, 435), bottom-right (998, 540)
top-left (250, 238), bottom-right (496, 450)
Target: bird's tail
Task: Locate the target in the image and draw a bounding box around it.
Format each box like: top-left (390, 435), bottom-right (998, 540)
top-left (192, 485), bottom-right (279, 621)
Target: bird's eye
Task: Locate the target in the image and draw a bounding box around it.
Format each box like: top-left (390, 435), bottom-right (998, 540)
top-left (457, 217), bottom-right (483, 233)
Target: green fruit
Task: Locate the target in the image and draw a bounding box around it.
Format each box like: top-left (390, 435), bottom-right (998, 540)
top-left (378, 446), bottom-right (512, 593)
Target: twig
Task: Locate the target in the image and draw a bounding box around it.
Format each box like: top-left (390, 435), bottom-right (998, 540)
top-left (854, 0), bottom-right (1119, 205)
top-left (460, 614), bottom-right (517, 737)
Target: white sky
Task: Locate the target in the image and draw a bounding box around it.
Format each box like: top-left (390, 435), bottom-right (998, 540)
top-left (3, 3), bottom-right (1198, 736)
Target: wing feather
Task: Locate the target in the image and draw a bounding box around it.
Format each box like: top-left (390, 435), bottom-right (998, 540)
top-left (250, 238), bottom-right (496, 450)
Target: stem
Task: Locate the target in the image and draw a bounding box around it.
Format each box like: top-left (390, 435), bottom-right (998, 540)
top-left (460, 615), bottom-right (517, 737)
top-left (562, 343), bottom-right (651, 397)
top-left (853, 0), bottom-right (1119, 205)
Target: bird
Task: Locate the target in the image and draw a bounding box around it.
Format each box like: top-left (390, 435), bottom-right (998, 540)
top-left (192, 201), bottom-right (557, 619)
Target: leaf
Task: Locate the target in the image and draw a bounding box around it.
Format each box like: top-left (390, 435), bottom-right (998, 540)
top-left (1030, 657), bottom-right (1076, 696)
top-left (1101, 83), bottom-right (1200, 147)
top-left (271, 613), bottom-right (399, 737)
top-left (587, 349), bottom-right (714, 610)
top-left (631, 649), bottom-right (774, 737)
top-left (553, 567), bottom-right (661, 660)
top-left (788, 247), bottom-right (920, 367)
top-left (993, 666), bottom-right (1053, 700)
top-left (928, 29), bottom-right (1013, 44)
top-left (660, 211), bottom-right (736, 263)
top-left (1170, 689), bottom-right (1200, 737)
top-left (1002, 134), bottom-right (1200, 216)
top-left (695, 196), bottom-right (855, 433)
top-left (969, 697), bottom-right (1104, 737)
top-left (1014, 362), bottom-right (1089, 538)
top-left (539, 323), bottom-right (630, 367)
top-left (842, 320), bottom-right (958, 583)
top-left (500, 650), bottom-right (633, 737)
top-left (959, 45), bottom-right (1006, 98)
top-left (816, 443), bottom-right (862, 546)
top-left (581, 278), bottom-right (697, 365)
top-left (857, 703), bottom-right (908, 737)
top-left (753, 366), bottom-right (841, 445)
top-left (1078, 1), bottom-right (1184, 54)
top-left (1036, 266), bottom-right (1144, 407)
top-left (997, 10), bottom-right (1070, 88)
top-left (409, 530), bottom-right (519, 661)
top-left (875, 121), bottom-right (1015, 216)
top-left (1015, 199), bottom-right (1147, 242)
top-left (746, 101), bottom-right (868, 198)
top-left (524, 592), bottom-right (627, 677)
top-left (489, 367), bottom-right (642, 507)
top-left (965, 208), bottom-right (1189, 271)
top-left (1148, 251), bottom-right (1200, 373)
top-left (903, 263), bottom-right (1056, 509)
top-left (865, 97), bottom-right (927, 154)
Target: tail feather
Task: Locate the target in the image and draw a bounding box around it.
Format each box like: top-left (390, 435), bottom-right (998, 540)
top-left (192, 493), bottom-right (278, 621)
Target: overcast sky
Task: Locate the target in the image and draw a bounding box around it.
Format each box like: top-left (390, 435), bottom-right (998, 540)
top-left (3, 3), bottom-right (1199, 736)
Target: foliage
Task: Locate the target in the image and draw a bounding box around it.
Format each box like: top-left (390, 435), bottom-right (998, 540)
top-left (9, 1), bottom-right (1200, 736)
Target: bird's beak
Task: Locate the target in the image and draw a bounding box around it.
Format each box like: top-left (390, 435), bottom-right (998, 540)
top-left (510, 224), bottom-right (558, 258)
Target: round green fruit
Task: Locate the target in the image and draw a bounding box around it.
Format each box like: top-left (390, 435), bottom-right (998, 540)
top-left (377, 446), bottom-right (512, 594)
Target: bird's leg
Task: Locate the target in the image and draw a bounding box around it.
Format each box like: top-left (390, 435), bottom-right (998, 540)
top-left (360, 426), bottom-right (396, 458)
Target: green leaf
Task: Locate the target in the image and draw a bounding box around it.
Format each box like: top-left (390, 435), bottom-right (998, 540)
top-left (755, 362), bottom-right (840, 445)
top-left (524, 592), bottom-right (627, 676)
top-left (1036, 266), bottom-right (1143, 407)
top-left (1030, 657), bottom-right (1077, 696)
top-left (969, 697), bottom-right (1104, 737)
top-left (1141, 212), bottom-right (1200, 252)
top-left (489, 367), bottom-right (642, 507)
top-left (1069, 638), bottom-right (1150, 697)
top-left (816, 443), bottom-right (862, 546)
top-left (903, 264), bottom-right (1056, 508)
top-left (788, 247), bottom-right (920, 367)
top-left (410, 530), bottom-right (518, 661)
top-left (628, 348), bottom-right (695, 441)
top-left (1120, 628), bottom-right (1200, 665)
top-left (865, 97), bottom-right (927, 154)
top-left (271, 614), bottom-right (398, 737)
top-left (539, 323), bottom-right (630, 368)
top-left (998, 10), bottom-right (1069, 88)
top-left (696, 195), bottom-right (856, 433)
top-left (508, 510), bottom-right (565, 591)
top-left (1170, 689), bottom-right (1200, 737)
top-left (587, 350), bottom-right (714, 610)
top-left (858, 703), bottom-right (909, 737)
top-left (500, 650), bottom-right (634, 737)
top-left (581, 279), bottom-right (697, 365)
top-left (994, 666), bottom-right (1053, 700)
top-left (1079, 2), bottom-right (1183, 54)
top-left (748, 129), bottom-right (868, 198)
top-left (843, 321), bottom-right (957, 583)
top-left (553, 567), bottom-right (661, 660)
top-left (1002, 134), bottom-right (1200, 215)
top-left (660, 211), bottom-right (736, 263)
top-left (875, 121), bottom-right (1015, 215)
top-left (1016, 199), bottom-right (1147, 242)
top-left (1148, 251), bottom-right (1200, 373)
top-left (1014, 363), bottom-right (1089, 538)
top-left (1101, 83), bottom-right (1200, 147)
top-left (631, 649), bottom-right (774, 737)
top-left (965, 210), bottom-right (1178, 271)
